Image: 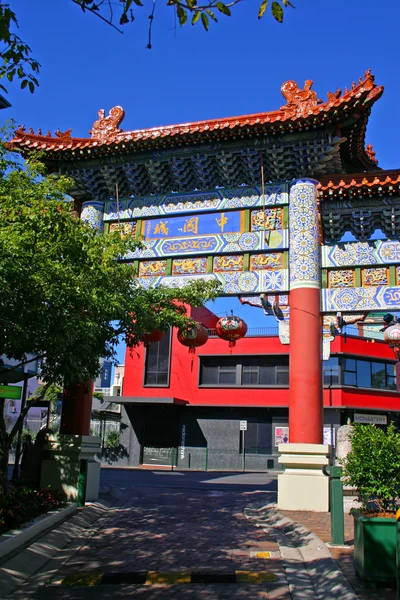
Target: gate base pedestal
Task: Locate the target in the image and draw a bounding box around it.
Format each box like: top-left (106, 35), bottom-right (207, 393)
top-left (40, 434), bottom-right (101, 501)
top-left (277, 443), bottom-right (331, 512)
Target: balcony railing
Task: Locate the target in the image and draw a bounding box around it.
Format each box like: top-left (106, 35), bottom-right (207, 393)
top-left (206, 325), bottom-right (384, 340)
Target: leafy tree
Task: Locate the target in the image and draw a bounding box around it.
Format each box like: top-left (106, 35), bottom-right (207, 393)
top-left (0, 146), bottom-right (220, 491)
top-left (342, 423), bottom-right (400, 514)
top-left (0, 0), bottom-right (294, 93)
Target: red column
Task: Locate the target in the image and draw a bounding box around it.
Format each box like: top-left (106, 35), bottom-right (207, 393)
top-left (289, 288), bottom-right (322, 443)
top-left (60, 382), bottom-right (93, 435)
top-left (289, 180), bottom-right (322, 444)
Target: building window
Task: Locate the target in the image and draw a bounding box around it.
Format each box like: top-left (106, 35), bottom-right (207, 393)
top-left (322, 357), bottom-right (340, 385)
top-left (340, 356), bottom-right (396, 391)
top-left (200, 356), bottom-right (289, 387)
top-left (144, 329), bottom-right (171, 386)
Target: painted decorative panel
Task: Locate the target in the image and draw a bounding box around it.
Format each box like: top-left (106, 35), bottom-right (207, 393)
top-left (172, 258), bottom-right (207, 275)
top-left (322, 240), bottom-right (400, 268)
top-left (322, 286), bottom-right (400, 312)
top-left (124, 230), bottom-right (289, 260)
top-left (251, 208), bottom-right (284, 231)
top-left (362, 267), bottom-right (388, 286)
top-left (135, 269), bottom-right (288, 295)
top-left (213, 255), bottom-right (244, 272)
top-left (138, 260), bottom-right (167, 277)
top-left (142, 211), bottom-right (243, 240)
top-left (250, 253), bottom-right (284, 270)
top-left (109, 221), bottom-right (136, 237)
top-left (289, 181), bottom-right (320, 290)
top-left (329, 270), bottom-right (355, 288)
top-left (81, 201), bottom-right (104, 230)
top-left (103, 183), bottom-right (289, 221)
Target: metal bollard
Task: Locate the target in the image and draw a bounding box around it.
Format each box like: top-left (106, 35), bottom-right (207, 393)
top-left (324, 465), bottom-right (345, 545)
top-left (77, 459), bottom-right (87, 508)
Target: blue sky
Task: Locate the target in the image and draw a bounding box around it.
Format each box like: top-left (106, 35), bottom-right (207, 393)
top-left (8, 0), bottom-right (400, 362)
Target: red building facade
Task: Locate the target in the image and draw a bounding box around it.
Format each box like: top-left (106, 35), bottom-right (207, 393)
top-left (120, 307), bottom-right (399, 470)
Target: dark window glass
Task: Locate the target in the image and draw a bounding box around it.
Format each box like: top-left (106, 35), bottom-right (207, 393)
top-left (344, 358), bottom-right (356, 371)
top-left (219, 368), bottom-right (236, 384)
top-left (276, 367), bottom-right (289, 385)
top-left (357, 360), bottom-right (371, 388)
top-left (201, 363), bottom-right (218, 384)
top-left (323, 357), bottom-right (340, 385)
top-left (200, 356), bottom-right (289, 387)
top-left (343, 370), bottom-right (357, 386)
top-left (242, 366), bottom-right (259, 385)
top-left (371, 362), bottom-right (386, 390)
top-left (144, 329), bottom-right (171, 386)
top-left (339, 356), bottom-right (397, 390)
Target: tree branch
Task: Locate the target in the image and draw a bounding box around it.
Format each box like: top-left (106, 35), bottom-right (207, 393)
top-left (0, 353), bottom-right (46, 378)
top-left (71, 0), bottom-right (124, 33)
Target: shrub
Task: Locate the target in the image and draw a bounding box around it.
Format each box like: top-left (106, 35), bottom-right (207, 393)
top-left (0, 487), bottom-right (66, 535)
top-left (342, 423), bottom-right (400, 513)
top-left (105, 430), bottom-right (120, 448)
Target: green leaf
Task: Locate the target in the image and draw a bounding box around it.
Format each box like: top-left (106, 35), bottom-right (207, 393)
top-left (28, 81), bottom-right (34, 93)
top-left (271, 1), bottom-right (284, 22)
top-left (216, 2), bottom-right (231, 16)
top-left (206, 9), bottom-right (218, 22)
top-left (258, 0), bottom-right (268, 19)
top-left (133, 0), bottom-right (143, 6)
top-left (119, 12), bottom-right (129, 24)
top-left (21, 79), bottom-right (28, 89)
top-left (201, 12), bottom-right (209, 30)
top-left (186, 0), bottom-right (196, 9)
top-left (177, 4), bottom-right (188, 25)
top-left (282, 0), bottom-right (295, 6)
top-left (191, 10), bottom-right (201, 24)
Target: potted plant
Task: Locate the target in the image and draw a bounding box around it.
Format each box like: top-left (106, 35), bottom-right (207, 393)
top-left (341, 422), bottom-right (400, 582)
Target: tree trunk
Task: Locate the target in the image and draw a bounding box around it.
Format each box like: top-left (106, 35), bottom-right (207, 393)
top-left (0, 399), bottom-right (9, 495)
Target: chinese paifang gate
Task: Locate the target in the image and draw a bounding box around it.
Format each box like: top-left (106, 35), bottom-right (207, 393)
top-left (11, 71), bottom-right (400, 510)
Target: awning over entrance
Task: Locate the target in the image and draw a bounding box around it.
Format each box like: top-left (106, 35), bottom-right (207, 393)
top-left (108, 396), bottom-right (188, 405)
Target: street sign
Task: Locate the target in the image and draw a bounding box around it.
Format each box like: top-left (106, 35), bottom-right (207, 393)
top-left (0, 385), bottom-right (22, 399)
top-left (240, 420), bottom-right (247, 431)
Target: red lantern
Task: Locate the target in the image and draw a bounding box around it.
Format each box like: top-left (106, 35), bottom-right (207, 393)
top-left (177, 323), bottom-right (208, 354)
top-left (143, 330), bottom-right (164, 346)
top-left (216, 316), bottom-right (247, 347)
top-left (384, 324), bottom-right (400, 359)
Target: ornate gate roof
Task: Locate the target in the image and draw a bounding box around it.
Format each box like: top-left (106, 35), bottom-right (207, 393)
top-left (9, 71), bottom-right (384, 199)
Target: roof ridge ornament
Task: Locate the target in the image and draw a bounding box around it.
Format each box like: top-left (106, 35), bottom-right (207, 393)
top-left (55, 129), bottom-right (72, 142)
top-left (365, 143), bottom-right (378, 165)
top-left (280, 80), bottom-right (322, 118)
top-left (90, 106), bottom-right (125, 142)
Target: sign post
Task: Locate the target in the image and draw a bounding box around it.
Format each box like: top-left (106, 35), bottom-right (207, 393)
top-left (240, 420), bottom-right (247, 472)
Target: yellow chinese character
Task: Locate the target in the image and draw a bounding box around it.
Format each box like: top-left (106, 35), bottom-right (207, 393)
top-left (216, 213), bottom-right (228, 232)
top-left (183, 217), bottom-right (199, 234)
top-left (153, 220), bottom-right (169, 236)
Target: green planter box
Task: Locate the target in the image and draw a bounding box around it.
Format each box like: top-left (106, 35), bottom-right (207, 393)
top-left (353, 513), bottom-right (396, 582)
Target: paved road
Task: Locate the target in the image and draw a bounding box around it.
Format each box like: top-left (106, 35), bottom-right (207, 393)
top-left (26, 471), bottom-right (285, 599)
top-left (100, 468), bottom-right (278, 495)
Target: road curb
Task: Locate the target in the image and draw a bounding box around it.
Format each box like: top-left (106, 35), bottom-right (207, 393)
top-left (0, 503), bottom-right (77, 561)
top-left (1, 492), bottom-right (132, 599)
top-left (244, 503), bottom-right (358, 600)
